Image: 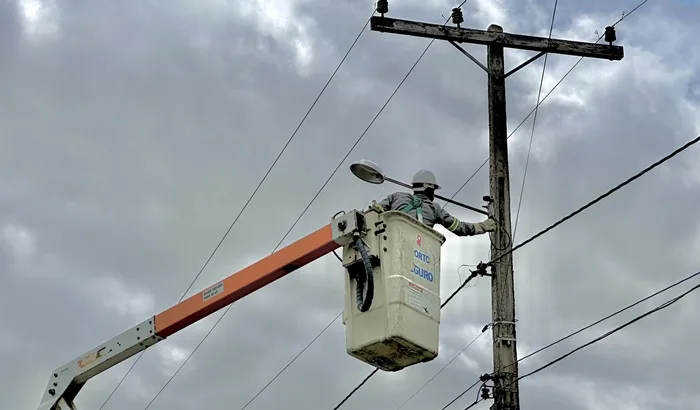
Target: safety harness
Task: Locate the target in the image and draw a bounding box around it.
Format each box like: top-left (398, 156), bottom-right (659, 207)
top-left (399, 195), bottom-right (424, 223)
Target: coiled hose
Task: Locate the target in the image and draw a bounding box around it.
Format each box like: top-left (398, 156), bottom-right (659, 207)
top-left (353, 237), bottom-right (374, 312)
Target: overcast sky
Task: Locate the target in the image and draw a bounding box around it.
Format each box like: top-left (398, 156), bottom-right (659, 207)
top-left (2, 0), bottom-right (700, 409)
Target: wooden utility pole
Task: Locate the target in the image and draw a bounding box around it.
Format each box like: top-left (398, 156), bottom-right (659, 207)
top-left (369, 5), bottom-right (623, 410)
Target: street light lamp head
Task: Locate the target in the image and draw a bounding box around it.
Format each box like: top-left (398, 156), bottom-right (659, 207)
top-left (350, 159), bottom-right (385, 184)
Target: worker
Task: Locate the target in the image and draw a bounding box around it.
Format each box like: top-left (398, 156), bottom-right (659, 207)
top-left (370, 169), bottom-right (497, 236)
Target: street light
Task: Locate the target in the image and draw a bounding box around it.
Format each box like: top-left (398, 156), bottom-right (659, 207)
top-left (349, 159), bottom-right (488, 216)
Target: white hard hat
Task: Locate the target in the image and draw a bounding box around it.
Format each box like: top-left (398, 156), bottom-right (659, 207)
top-left (412, 169), bottom-right (440, 191)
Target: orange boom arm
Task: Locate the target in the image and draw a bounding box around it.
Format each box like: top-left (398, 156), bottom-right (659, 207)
top-left (155, 223), bottom-right (338, 337)
top-left (38, 210), bottom-right (364, 410)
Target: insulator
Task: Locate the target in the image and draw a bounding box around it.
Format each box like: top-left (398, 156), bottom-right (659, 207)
top-left (451, 7), bottom-right (464, 26)
top-left (480, 387), bottom-right (490, 401)
top-left (376, 0), bottom-right (388, 15)
top-left (604, 26), bottom-right (616, 44)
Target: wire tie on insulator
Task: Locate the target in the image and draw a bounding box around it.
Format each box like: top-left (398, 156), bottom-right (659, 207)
top-left (451, 7), bottom-right (464, 27)
top-left (604, 26), bottom-right (616, 45)
top-left (376, 0), bottom-right (388, 16)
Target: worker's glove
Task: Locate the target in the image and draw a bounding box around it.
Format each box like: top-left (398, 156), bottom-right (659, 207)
top-left (473, 218), bottom-right (497, 235)
top-left (370, 200), bottom-right (384, 214)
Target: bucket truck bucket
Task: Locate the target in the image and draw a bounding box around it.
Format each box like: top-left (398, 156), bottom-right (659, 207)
top-left (337, 210), bottom-right (446, 372)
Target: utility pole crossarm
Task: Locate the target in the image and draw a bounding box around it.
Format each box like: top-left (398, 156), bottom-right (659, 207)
top-left (370, 16), bottom-right (624, 60)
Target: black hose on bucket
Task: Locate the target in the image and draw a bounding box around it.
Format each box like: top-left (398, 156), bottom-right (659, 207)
top-left (353, 237), bottom-right (374, 312)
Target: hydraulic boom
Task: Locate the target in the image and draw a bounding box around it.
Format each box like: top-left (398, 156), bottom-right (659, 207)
top-left (38, 210), bottom-right (367, 410)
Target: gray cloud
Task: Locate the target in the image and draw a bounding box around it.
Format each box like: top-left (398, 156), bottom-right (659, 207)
top-left (2, 0), bottom-right (700, 410)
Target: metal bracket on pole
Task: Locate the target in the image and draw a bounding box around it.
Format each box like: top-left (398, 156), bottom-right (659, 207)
top-left (448, 41), bottom-right (490, 74)
top-left (38, 317), bottom-right (163, 410)
top-left (504, 52), bottom-right (546, 79)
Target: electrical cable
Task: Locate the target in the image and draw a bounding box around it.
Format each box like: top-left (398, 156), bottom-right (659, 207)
top-left (233, 5), bottom-right (486, 406)
top-left (443, 132), bottom-right (699, 409)
top-left (512, 0), bottom-right (558, 241)
top-left (511, 276), bottom-right (700, 385)
top-left (218, 2), bottom-right (484, 408)
top-left (437, 3), bottom-right (655, 407)
top-left (448, 261), bottom-right (700, 408)
top-left (269, 0), bottom-right (469, 253)
top-left (442, 0), bottom-right (650, 209)
top-left (394, 324), bottom-right (491, 410)
top-left (487, 133), bottom-right (700, 268)
top-left (457, 264), bottom-right (480, 288)
top-left (91, 1), bottom-right (649, 409)
top-left (438, 380), bottom-right (481, 410)
top-left (93, 13), bottom-right (373, 410)
top-left (514, 269), bottom-right (700, 368)
top-left (138, 0), bottom-right (472, 402)
top-left (463, 395), bottom-right (484, 410)
top-left (237, 311), bottom-right (343, 410)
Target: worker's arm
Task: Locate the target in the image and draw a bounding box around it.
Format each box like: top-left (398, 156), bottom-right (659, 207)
top-left (434, 204), bottom-right (496, 236)
top-left (370, 193), bottom-right (395, 212)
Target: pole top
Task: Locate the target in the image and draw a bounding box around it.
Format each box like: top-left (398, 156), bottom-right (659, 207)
top-left (487, 24), bottom-right (503, 33)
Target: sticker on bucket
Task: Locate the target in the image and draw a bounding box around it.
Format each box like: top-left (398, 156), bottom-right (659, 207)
top-left (407, 282), bottom-right (429, 314)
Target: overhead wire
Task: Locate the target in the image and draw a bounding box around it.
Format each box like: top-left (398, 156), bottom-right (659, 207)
top-left (395, 324), bottom-right (491, 410)
top-left (487, 133), bottom-right (700, 269)
top-left (512, 0), bottom-right (558, 240)
top-left (237, 311), bottom-right (343, 410)
top-left (439, 133), bottom-right (700, 408)
top-left (136, 0), bottom-right (479, 406)
top-left (454, 270), bottom-right (700, 409)
top-left (93, 12), bottom-right (374, 410)
top-left (88, 0), bottom-right (648, 409)
top-left (451, 270), bottom-right (700, 410)
top-left (442, 0), bottom-right (650, 209)
top-left (228, 1), bottom-right (485, 407)
top-left (441, 2), bottom-right (657, 409)
top-left (515, 269), bottom-right (700, 367)
top-left (438, 380), bottom-right (482, 410)
top-left (514, 278), bottom-right (700, 383)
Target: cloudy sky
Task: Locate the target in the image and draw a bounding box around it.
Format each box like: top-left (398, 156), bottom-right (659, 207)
top-left (2, 0), bottom-right (700, 409)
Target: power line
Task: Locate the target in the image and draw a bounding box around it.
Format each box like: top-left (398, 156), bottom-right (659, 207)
top-left (516, 269), bottom-right (700, 370)
top-left (438, 379), bottom-right (482, 410)
top-left (442, 0), bottom-right (650, 210)
top-left (514, 276), bottom-right (700, 384)
top-left (488, 133), bottom-right (700, 268)
top-left (151, 0), bottom-right (479, 406)
top-left (94, 13), bottom-right (373, 410)
top-left (139, 0), bottom-right (463, 403)
top-left (335, 1), bottom-right (655, 407)
top-left (445, 262), bottom-right (700, 409)
top-left (440, 132), bottom-right (700, 409)
top-left (512, 0), bottom-right (558, 240)
top-left (463, 396), bottom-right (484, 410)
top-left (238, 312), bottom-right (343, 410)
top-left (395, 324), bottom-right (491, 410)
top-left (440, 3), bottom-right (654, 408)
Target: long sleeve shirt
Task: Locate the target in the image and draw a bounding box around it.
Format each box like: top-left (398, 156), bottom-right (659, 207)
top-left (375, 191), bottom-right (477, 236)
